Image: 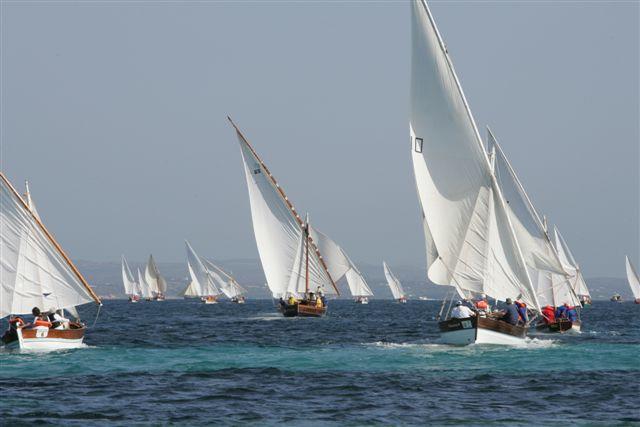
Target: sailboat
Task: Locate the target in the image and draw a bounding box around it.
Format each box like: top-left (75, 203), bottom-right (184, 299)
top-left (230, 117), bottom-right (348, 317)
top-left (121, 255), bottom-right (141, 302)
top-left (0, 173), bottom-right (101, 350)
top-left (202, 259), bottom-right (247, 303)
top-left (145, 255), bottom-right (168, 301)
top-left (554, 227), bottom-right (592, 306)
top-left (410, 0), bottom-right (574, 345)
top-left (383, 262), bottom-right (407, 303)
top-left (185, 241), bottom-right (222, 304)
top-left (137, 268), bottom-right (153, 301)
top-left (625, 256), bottom-right (640, 304)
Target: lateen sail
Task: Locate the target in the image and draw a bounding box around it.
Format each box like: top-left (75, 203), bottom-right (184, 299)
top-left (554, 227), bottom-right (590, 298)
top-left (145, 254), bottom-right (168, 296)
top-left (137, 268), bottom-right (153, 299)
top-left (410, 0), bottom-right (540, 311)
top-left (0, 172), bottom-right (100, 318)
top-left (121, 255), bottom-right (139, 297)
top-left (202, 259), bottom-right (246, 299)
top-left (185, 241), bottom-right (220, 297)
top-left (383, 261), bottom-right (406, 300)
top-left (626, 256), bottom-right (640, 300)
top-left (230, 118), bottom-right (338, 298)
top-left (309, 226), bottom-right (373, 297)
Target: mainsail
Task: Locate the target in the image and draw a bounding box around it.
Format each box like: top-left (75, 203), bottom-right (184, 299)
top-left (554, 227), bottom-right (590, 298)
top-left (121, 255), bottom-right (139, 297)
top-left (0, 172), bottom-right (100, 318)
top-left (383, 261), bottom-right (406, 300)
top-left (308, 226), bottom-right (373, 298)
top-left (625, 256), bottom-right (640, 300)
top-left (410, 0), bottom-right (540, 311)
top-left (202, 259), bottom-right (246, 299)
top-left (185, 241), bottom-right (220, 297)
top-left (230, 117), bottom-right (338, 298)
top-left (137, 268), bottom-right (153, 299)
top-left (145, 254), bottom-right (168, 296)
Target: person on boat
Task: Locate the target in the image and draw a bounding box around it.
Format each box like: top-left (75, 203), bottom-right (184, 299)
top-left (514, 300), bottom-right (528, 325)
top-left (450, 301), bottom-right (475, 319)
top-left (542, 305), bottom-right (556, 325)
top-left (316, 296), bottom-right (323, 308)
top-left (287, 295), bottom-right (297, 306)
top-left (474, 294), bottom-right (489, 313)
top-left (50, 309), bottom-right (70, 330)
top-left (1, 315), bottom-right (25, 344)
top-left (500, 298), bottom-right (519, 325)
top-left (555, 304), bottom-right (568, 320)
top-left (32, 313), bottom-right (52, 329)
top-left (565, 304), bottom-right (578, 323)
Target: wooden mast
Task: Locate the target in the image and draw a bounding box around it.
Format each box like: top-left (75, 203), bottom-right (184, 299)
top-left (227, 116), bottom-right (340, 295)
top-left (0, 172), bottom-right (102, 305)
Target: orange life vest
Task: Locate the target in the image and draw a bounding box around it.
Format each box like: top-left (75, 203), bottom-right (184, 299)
top-left (475, 300), bottom-right (488, 310)
top-left (9, 317), bottom-right (25, 326)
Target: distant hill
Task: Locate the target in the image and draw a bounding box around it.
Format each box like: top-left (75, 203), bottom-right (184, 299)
top-left (76, 259), bottom-right (631, 301)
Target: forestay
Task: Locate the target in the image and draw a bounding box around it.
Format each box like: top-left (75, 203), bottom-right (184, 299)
top-left (0, 173), bottom-right (100, 318)
top-left (383, 261), bottom-right (406, 300)
top-left (309, 226), bottom-right (373, 297)
top-left (230, 118), bottom-right (337, 298)
top-left (625, 256), bottom-right (640, 300)
top-left (410, 0), bottom-right (540, 310)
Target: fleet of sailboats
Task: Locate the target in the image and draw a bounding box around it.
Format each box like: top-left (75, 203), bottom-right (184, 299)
top-left (2, 0), bottom-right (634, 353)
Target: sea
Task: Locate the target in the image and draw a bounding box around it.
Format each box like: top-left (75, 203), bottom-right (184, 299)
top-left (1, 300), bottom-right (638, 425)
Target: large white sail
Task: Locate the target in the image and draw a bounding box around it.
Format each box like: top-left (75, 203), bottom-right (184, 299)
top-left (410, 0), bottom-right (540, 311)
top-left (0, 173), bottom-right (100, 318)
top-left (626, 256), bottom-right (640, 300)
top-left (121, 255), bottom-right (139, 296)
top-left (383, 261), bottom-right (406, 300)
top-left (230, 118), bottom-right (338, 298)
top-left (308, 226), bottom-right (373, 297)
top-left (137, 268), bottom-right (152, 299)
top-left (24, 180), bottom-right (42, 222)
top-left (554, 227), bottom-right (590, 297)
top-left (145, 254), bottom-right (168, 296)
top-left (185, 241), bottom-right (220, 297)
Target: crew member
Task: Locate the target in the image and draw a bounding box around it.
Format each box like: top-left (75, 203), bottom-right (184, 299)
top-left (450, 301), bottom-right (475, 319)
top-left (500, 298), bottom-right (519, 325)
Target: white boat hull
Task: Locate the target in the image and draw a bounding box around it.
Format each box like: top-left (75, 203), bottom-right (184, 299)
top-left (440, 326), bottom-right (526, 345)
top-left (4, 327), bottom-right (86, 351)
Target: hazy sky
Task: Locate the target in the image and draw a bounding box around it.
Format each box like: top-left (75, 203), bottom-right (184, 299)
top-left (1, 1), bottom-right (638, 278)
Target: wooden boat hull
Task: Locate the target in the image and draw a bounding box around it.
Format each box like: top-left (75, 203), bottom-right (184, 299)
top-left (439, 316), bottom-right (527, 345)
top-left (355, 298), bottom-right (369, 304)
top-left (635, 299), bottom-right (640, 304)
top-left (536, 319), bottom-right (581, 333)
top-left (3, 324), bottom-right (85, 351)
top-left (280, 303), bottom-right (326, 317)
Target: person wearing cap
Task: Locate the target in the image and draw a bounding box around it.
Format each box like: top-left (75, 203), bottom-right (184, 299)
top-left (500, 298), bottom-right (520, 325)
top-left (450, 301), bottom-right (475, 319)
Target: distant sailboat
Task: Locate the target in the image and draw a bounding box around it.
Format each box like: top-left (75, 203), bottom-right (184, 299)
top-left (383, 262), bottom-right (407, 303)
top-left (409, 0), bottom-right (573, 344)
top-left (185, 241), bottom-right (221, 304)
top-left (121, 256), bottom-right (141, 302)
top-left (145, 255), bottom-right (168, 301)
top-left (230, 117), bottom-right (343, 317)
top-left (202, 259), bottom-right (247, 303)
top-left (0, 173), bottom-right (101, 350)
top-left (625, 256), bottom-right (640, 304)
top-left (137, 268), bottom-right (153, 301)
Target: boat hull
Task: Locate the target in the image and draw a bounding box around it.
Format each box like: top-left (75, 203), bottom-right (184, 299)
top-left (3, 324), bottom-right (86, 351)
top-left (439, 316), bottom-right (527, 345)
top-left (537, 319), bottom-right (581, 333)
top-left (280, 303), bottom-right (326, 317)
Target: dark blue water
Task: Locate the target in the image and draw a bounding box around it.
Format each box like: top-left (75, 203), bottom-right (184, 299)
top-left (1, 300), bottom-right (638, 425)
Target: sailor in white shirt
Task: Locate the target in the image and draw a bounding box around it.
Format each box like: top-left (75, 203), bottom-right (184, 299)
top-left (450, 301), bottom-right (476, 319)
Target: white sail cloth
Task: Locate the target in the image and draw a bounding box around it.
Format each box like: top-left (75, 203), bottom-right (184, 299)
top-left (626, 256), bottom-right (640, 300)
top-left (383, 261), bottom-right (406, 300)
top-left (410, 0), bottom-right (540, 311)
top-left (121, 256), bottom-right (140, 296)
top-left (308, 227), bottom-right (373, 297)
top-left (137, 268), bottom-right (153, 299)
top-left (202, 259), bottom-right (246, 299)
top-left (0, 174), bottom-right (98, 318)
top-left (554, 227), bottom-right (590, 297)
top-left (233, 121), bottom-right (336, 298)
top-left (145, 254), bottom-right (168, 295)
top-left (185, 242), bottom-right (220, 297)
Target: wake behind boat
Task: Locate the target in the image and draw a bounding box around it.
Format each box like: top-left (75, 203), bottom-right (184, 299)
top-left (0, 174), bottom-right (102, 350)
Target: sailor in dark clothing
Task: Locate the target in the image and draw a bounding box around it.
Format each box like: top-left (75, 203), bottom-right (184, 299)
top-left (500, 298), bottom-right (520, 325)
top-left (565, 304), bottom-right (578, 322)
top-left (555, 304), bottom-right (568, 319)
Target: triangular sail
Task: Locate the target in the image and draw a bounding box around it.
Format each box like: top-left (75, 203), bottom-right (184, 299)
top-left (24, 180), bottom-right (42, 222)
top-left (410, 0), bottom-right (540, 311)
top-left (185, 241), bottom-right (220, 297)
top-left (0, 172), bottom-right (100, 318)
top-left (145, 254), bottom-right (168, 296)
top-left (308, 226), bottom-right (373, 297)
top-left (626, 256), bottom-right (640, 300)
top-left (383, 261), bottom-right (406, 300)
top-left (137, 268), bottom-right (152, 299)
top-left (202, 259), bottom-right (246, 299)
top-left (554, 227), bottom-right (590, 297)
top-left (121, 255), bottom-right (139, 296)
top-left (230, 118), bottom-right (338, 298)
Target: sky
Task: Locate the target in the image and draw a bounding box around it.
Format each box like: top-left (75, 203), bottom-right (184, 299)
top-left (1, 0), bottom-right (638, 278)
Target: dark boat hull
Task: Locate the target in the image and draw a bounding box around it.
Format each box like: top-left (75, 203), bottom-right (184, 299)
top-left (280, 303), bottom-right (326, 317)
top-left (536, 319), bottom-right (581, 333)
